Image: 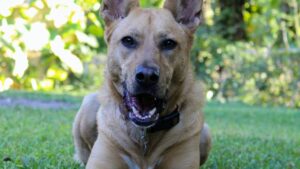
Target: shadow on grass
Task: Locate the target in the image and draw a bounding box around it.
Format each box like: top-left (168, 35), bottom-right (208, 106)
top-left (0, 90), bottom-right (83, 103)
top-left (0, 90), bottom-right (84, 109)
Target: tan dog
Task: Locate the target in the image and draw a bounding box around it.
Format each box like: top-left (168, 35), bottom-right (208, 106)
top-left (73, 0), bottom-right (211, 168)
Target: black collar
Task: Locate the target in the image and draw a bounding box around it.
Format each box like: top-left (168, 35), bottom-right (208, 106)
top-left (147, 107), bottom-right (180, 133)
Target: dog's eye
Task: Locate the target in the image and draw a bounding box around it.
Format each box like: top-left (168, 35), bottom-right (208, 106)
top-left (159, 39), bottom-right (177, 51)
top-left (121, 36), bottom-right (138, 49)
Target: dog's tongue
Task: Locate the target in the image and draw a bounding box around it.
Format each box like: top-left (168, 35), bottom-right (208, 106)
top-left (132, 94), bottom-right (155, 114)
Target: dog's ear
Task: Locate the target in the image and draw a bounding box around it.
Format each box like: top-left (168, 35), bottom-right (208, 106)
top-left (164, 0), bottom-right (203, 32)
top-left (101, 0), bottom-right (140, 26)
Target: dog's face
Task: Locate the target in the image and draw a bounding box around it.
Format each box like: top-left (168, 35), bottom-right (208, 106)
top-left (102, 0), bottom-right (202, 127)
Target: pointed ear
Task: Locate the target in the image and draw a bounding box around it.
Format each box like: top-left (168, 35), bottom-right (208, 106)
top-left (164, 0), bottom-right (203, 32)
top-left (101, 0), bottom-right (140, 26)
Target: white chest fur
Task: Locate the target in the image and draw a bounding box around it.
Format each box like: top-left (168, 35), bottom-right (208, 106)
top-left (121, 154), bottom-right (158, 169)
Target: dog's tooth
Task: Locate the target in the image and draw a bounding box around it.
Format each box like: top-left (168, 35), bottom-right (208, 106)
top-left (132, 107), bottom-right (139, 115)
top-left (149, 108), bottom-right (156, 116)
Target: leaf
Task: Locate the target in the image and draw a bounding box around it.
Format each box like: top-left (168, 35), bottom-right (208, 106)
top-left (87, 25), bottom-right (103, 38)
top-left (50, 36), bottom-right (83, 75)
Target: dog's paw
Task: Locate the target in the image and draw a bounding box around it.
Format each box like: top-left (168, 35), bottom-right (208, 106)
top-left (73, 153), bottom-right (85, 166)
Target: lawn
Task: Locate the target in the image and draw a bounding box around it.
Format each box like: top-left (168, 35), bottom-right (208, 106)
top-left (0, 91), bottom-right (299, 169)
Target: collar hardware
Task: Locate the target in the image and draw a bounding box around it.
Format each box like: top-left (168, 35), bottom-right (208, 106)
top-left (147, 107), bottom-right (180, 133)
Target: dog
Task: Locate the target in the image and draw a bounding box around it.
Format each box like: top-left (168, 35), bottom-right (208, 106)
top-left (72, 0), bottom-right (211, 168)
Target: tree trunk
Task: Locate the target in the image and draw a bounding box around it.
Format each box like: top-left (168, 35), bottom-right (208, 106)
top-left (217, 0), bottom-right (247, 40)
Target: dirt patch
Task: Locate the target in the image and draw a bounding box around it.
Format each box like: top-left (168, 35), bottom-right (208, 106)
top-left (0, 98), bottom-right (79, 109)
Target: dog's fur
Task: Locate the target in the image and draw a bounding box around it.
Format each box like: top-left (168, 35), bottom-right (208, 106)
top-left (73, 0), bottom-right (211, 168)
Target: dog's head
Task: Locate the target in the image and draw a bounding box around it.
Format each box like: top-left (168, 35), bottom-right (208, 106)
top-left (101, 0), bottom-right (203, 127)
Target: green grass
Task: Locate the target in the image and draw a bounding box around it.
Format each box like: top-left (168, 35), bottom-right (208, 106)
top-left (203, 102), bottom-right (300, 169)
top-left (0, 90), bottom-right (82, 104)
top-left (0, 91), bottom-right (299, 169)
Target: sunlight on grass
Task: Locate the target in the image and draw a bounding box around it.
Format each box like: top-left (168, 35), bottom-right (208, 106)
top-left (0, 93), bottom-right (299, 168)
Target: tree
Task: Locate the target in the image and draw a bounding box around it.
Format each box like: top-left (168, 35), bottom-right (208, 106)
top-left (216, 0), bottom-right (247, 40)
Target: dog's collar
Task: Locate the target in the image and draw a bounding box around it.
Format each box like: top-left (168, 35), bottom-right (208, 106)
top-left (147, 107), bottom-right (180, 133)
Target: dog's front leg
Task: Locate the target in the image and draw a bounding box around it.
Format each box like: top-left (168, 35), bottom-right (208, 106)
top-left (73, 93), bottom-right (99, 164)
top-left (157, 134), bottom-right (201, 169)
top-left (86, 136), bottom-right (127, 169)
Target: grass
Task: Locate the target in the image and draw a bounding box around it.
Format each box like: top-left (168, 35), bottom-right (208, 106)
top-left (0, 91), bottom-right (299, 169)
top-left (0, 90), bottom-right (82, 103)
top-left (203, 102), bottom-right (300, 169)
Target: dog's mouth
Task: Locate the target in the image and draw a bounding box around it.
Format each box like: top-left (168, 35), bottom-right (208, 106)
top-left (124, 91), bottom-right (164, 128)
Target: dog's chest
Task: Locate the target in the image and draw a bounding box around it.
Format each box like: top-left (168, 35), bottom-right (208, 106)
top-left (121, 154), bottom-right (161, 169)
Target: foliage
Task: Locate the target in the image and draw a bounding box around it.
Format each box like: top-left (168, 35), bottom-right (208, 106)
top-left (0, 92), bottom-right (299, 168)
top-left (0, 0), bottom-right (106, 92)
top-left (0, 0), bottom-right (299, 107)
top-left (193, 0), bottom-right (300, 107)
top-left (193, 32), bottom-right (300, 107)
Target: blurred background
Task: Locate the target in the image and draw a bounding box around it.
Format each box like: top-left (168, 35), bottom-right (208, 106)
top-left (0, 0), bottom-right (299, 108)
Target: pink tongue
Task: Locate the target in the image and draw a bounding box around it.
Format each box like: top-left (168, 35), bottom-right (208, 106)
top-left (132, 95), bottom-right (155, 114)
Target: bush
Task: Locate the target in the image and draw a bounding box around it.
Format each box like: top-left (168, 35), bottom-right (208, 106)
top-left (192, 32), bottom-right (300, 107)
top-left (0, 0), bottom-right (106, 92)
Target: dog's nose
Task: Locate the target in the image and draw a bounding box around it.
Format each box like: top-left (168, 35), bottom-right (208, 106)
top-left (135, 66), bottom-right (159, 86)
